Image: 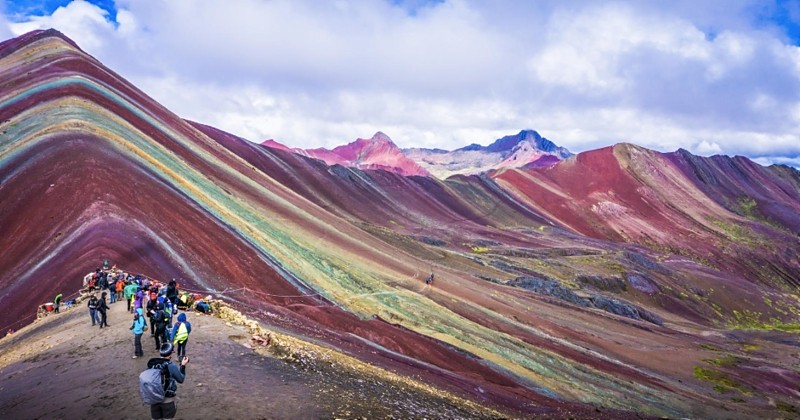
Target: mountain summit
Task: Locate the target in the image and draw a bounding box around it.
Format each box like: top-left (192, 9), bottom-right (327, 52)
top-left (263, 132), bottom-right (431, 177)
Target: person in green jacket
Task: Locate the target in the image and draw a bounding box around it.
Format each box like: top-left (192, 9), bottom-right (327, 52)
top-left (54, 293), bottom-right (63, 313)
top-left (123, 281), bottom-right (137, 313)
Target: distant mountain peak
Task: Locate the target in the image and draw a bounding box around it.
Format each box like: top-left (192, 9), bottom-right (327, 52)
top-left (265, 132), bottom-right (429, 177)
top-left (370, 131), bottom-right (393, 143)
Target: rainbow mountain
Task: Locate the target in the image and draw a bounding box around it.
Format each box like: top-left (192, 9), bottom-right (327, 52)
top-left (1, 29), bottom-right (799, 418)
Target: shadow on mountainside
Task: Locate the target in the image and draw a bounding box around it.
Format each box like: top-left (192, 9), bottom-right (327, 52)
top-left (0, 297), bottom-right (532, 419)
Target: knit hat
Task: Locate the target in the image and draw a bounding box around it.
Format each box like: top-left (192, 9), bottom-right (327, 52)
top-left (159, 342), bottom-right (174, 357)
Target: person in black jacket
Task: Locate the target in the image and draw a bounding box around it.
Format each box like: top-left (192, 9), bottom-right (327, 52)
top-left (97, 292), bottom-right (110, 328)
top-left (152, 303), bottom-right (170, 350)
top-left (146, 297), bottom-right (159, 337)
top-left (166, 279), bottom-right (179, 315)
top-left (87, 294), bottom-right (99, 326)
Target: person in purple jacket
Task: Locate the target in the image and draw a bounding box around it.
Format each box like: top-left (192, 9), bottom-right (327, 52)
top-left (133, 288), bottom-right (145, 312)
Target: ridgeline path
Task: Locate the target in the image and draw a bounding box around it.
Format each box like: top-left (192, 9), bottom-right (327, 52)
top-left (0, 294), bottom-right (507, 419)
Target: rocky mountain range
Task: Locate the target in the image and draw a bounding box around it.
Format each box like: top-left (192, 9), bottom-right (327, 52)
top-left (2, 29), bottom-right (800, 418)
top-left (265, 128), bottom-right (573, 178)
top-left (406, 129), bottom-right (573, 178)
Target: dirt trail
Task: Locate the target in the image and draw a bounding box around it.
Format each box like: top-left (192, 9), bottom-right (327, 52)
top-left (0, 297), bottom-right (511, 419)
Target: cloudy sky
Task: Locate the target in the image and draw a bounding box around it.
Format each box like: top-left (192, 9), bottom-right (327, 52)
top-left (1, 1), bottom-right (799, 166)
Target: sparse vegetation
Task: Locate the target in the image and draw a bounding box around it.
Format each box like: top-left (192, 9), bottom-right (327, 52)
top-left (693, 366), bottom-right (748, 395)
top-left (700, 343), bottom-right (722, 351)
top-left (776, 401), bottom-right (798, 414)
top-left (737, 197), bottom-right (757, 219)
top-left (726, 309), bottom-right (800, 333)
top-left (712, 219), bottom-right (755, 243)
top-left (703, 355), bottom-right (740, 367)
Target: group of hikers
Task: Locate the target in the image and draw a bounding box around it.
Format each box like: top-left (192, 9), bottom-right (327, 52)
top-left (79, 260), bottom-right (208, 419)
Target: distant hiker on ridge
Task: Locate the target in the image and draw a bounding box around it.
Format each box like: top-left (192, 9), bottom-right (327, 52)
top-left (424, 272), bottom-right (434, 285)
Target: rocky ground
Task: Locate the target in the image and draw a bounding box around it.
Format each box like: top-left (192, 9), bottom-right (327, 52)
top-left (0, 297), bottom-right (526, 419)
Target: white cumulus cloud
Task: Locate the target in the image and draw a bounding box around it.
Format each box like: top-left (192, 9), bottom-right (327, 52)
top-left (0, 0), bottom-right (798, 167)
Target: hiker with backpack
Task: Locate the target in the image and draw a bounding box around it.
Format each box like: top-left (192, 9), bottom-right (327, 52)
top-left (87, 294), bottom-right (100, 326)
top-left (140, 342), bottom-right (189, 420)
top-left (153, 303), bottom-right (170, 350)
top-left (115, 277), bottom-right (125, 305)
top-left (97, 291), bottom-right (110, 328)
top-left (171, 313), bottom-right (192, 359)
top-left (166, 279), bottom-right (179, 314)
top-left (163, 299), bottom-right (175, 328)
top-left (146, 296), bottom-right (159, 338)
top-left (130, 307), bottom-right (147, 358)
top-left (108, 276), bottom-right (117, 303)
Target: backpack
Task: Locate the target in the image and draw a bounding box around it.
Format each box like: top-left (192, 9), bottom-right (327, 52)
top-left (139, 362), bottom-right (175, 404)
top-left (154, 310), bottom-right (167, 328)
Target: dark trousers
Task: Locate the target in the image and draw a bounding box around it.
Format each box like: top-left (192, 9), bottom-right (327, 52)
top-left (126, 298), bottom-right (132, 312)
top-left (98, 310), bottom-right (108, 327)
top-left (175, 339), bottom-right (188, 358)
top-left (154, 326), bottom-right (168, 349)
top-left (150, 400), bottom-right (177, 419)
top-left (134, 333), bottom-right (143, 356)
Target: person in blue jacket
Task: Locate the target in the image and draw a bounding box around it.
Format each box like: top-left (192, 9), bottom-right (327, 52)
top-left (171, 313), bottom-right (192, 359)
top-left (130, 307), bottom-right (146, 358)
